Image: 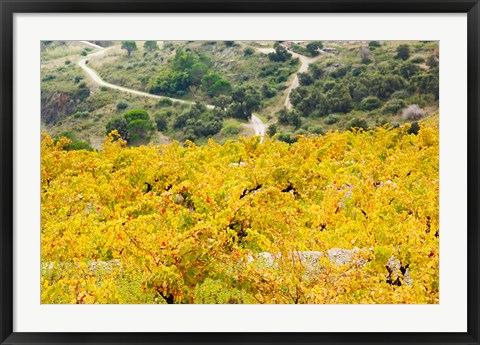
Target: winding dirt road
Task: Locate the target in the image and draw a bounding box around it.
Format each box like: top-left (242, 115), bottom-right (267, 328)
top-left (253, 44), bottom-right (321, 109)
top-left (78, 41), bottom-right (267, 140)
top-left (283, 50), bottom-right (321, 109)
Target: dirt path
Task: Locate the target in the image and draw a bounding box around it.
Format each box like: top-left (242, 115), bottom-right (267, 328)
top-left (80, 40), bottom-right (104, 50)
top-left (250, 115), bottom-right (268, 143)
top-left (78, 42), bottom-right (206, 108)
top-left (283, 50), bottom-right (321, 109)
top-left (78, 41), bottom-right (267, 139)
top-left (254, 44), bottom-right (321, 109)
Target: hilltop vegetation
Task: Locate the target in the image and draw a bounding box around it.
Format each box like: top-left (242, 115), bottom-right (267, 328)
top-left (41, 40), bottom-right (438, 149)
top-left (271, 41), bottom-right (439, 141)
top-left (41, 122), bottom-right (439, 304)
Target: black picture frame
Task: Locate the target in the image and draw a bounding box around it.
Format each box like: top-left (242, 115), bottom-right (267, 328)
top-left (1, 1), bottom-right (479, 344)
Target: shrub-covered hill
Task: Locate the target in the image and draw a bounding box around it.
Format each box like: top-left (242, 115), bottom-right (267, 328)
top-left (41, 121), bottom-right (438, 304)
top-left (272, 41), bottom-right (439, 139)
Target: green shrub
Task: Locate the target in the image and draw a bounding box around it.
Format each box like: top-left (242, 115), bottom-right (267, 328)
top-left (68, 141), bottom-right (93, 151)
top-left (345, 118), bottom-right (368, 131)
top-left (267, 123), bottom-right (278, 136)
top-left (295, 129), bottom-right (307, 136)
top-left (391, 90), bottom-right (410, 99)
top-left (396, 44), bottom-right (411, 60)
top-left (222, 124), bottom-right (241, 136)
top-left (105, 116), bottom-right (129, 141)
top-left (310, 126), bottom-right (324, 135)
top-left (54, 132), bottom-right (92, 151)
top-left (410, 55), bottom-right (425, 64)
top-left (154, 112), bottom-right (168, 131)
top-left (73, 75), bottom-right (83, 84)
top-left (268, 43), bottom-right (292, 62)
top-left (157, 98), bottom-right (173, 107)
top-left (127, 119), bottom-right (154, 144)
top-left (329, 66), bottom-right (350, 79)
top-left (277, 108), bottom-right (301, 128)
top-left (72, 111), bottom-right (89, 119)
top-left (382, 99), bottom-right (406, 115)
top-left (42, 74), bottom-right (56, 82)
top-left (324, 114), bottom-right (339, 125)
top-left (143, 40), bottom-right (158, 52)
top-left (243, 47), bottom-right (255, 56)
top-left (261, 83), bottom-right (277, 98)
top-left (276, 132), bottom-right (297, 144)
top-left (54, 131), bottom-right (75, 143)
top-left (407, 122), bottom-right (420, 135)
top-left (124, 109), bottom-right (150, 123)
top-left (116, 100), bottom-right (129, 110)
top-left (360, 96), bottom-right (382, 111)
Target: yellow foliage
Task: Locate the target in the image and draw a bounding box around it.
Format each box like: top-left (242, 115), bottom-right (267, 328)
top-left (41, 124), bottom-right (439, 304)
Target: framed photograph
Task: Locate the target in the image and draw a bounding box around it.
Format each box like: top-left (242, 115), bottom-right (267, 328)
top-left (1, 0), bottom-right (479, 344)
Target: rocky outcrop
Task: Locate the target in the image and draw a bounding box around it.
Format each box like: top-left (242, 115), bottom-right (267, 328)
top-left (248, 247), bottom-right (367, 268)
top-left (247, 249), bottom-right (413, 286)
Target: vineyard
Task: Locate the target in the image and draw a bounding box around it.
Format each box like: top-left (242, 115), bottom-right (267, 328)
top-left (41, 122), bottom-right (439, 304)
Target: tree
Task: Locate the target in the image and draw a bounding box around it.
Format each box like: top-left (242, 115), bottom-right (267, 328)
top-left (345, 118), bottom-right (368, 131)
top-left (212, 95), bottom-right (232, 111)
top-left (53, 132), bottom-right (93, 151)
top-left (305, 41), bottom-right (323, 57)
top-left (410, 72), bottom-right (439, 99)
top-left (228, 86), bottom-right (262, 120)
top-left (149, 69), bottom-right (191, 96)
top-left (190, 63), bottom-right (208, 85)
top-left (408, 122), bottom-right (420, 135)
top-left (173, 103), bottom-right (206, 130)
top-left (209, 79), bottom-right (232, 97)
top-left (106, 116), bottom-right (129, 141)
top-left (201, 114), bottom-right (223, 136)
top-left (143, 40), bottom-right (159, 52)
top-left (172, 48), bottom-right (198, 71)
top-left (127, 119), bottom-right (154, 144)
top-left (116, 100), bottom-right (128, 110)
top-left (268, 43), bottom-right (292, 62)
top-left (399, 62), bottom-right (421, 80)
top-left (368, 41), bottom-right (381, 48)
top-left (396, 44), bottom-right (410, 61)
top-left (75, 82), bottom-right (90, 100)
top-left (121, 41), bottom-right (138, 57)
top-left (308, 64), bottom-right (324, 79)
top-left (154, 112), bottom-right (168, 131)
top-left (124, 109), bottom-right (150, 123)
top-left (261, 83), bottom-right (277, 98)
top-left (267, 123), bottom-right (278, 136)
top-left (298, 73), bottom-right (313, 86)
top-left (277, 108), bottom-right (302, 128)
top-left (360, 96), bottom-right (382, 111)
top-left (243, 47), bottom-right (255, 56)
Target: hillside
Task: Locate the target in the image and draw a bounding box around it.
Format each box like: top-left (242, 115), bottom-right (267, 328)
top-left (41, 40), bottom-right (438, 149)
